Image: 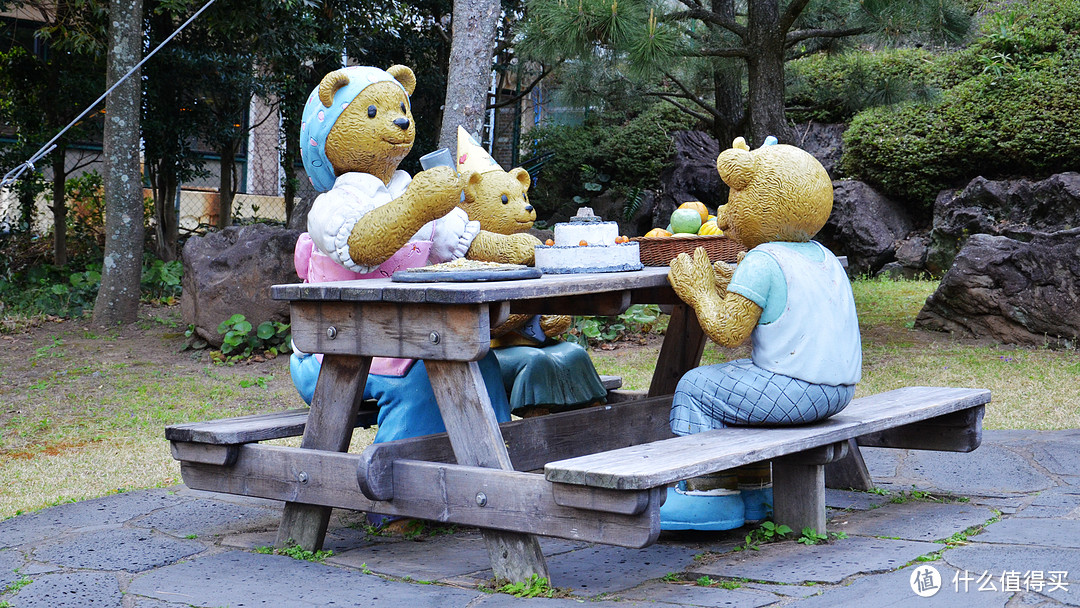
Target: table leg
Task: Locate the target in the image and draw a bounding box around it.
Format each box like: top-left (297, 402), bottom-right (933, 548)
top-left (648, 303), bottom-right (707, 397)
top-left (276, 354), bottom-right (371, 550)
top-left (425, 359), bottom-right (549, 583)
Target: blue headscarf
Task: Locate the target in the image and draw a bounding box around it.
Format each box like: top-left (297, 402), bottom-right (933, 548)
top-left (300, 66), bottom-right (410, 193)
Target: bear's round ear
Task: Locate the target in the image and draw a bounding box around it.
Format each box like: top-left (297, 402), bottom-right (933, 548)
top-left (318, 70), bottom-right (350, 108)
top-left (510, 167), bottom-right (531, 192)
top-left (716, 148), bottom-right (755, 191)
top-left (386, 65), bottom-right (416, 96)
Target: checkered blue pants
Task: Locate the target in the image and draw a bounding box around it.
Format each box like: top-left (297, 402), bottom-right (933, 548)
top-left (670, 359), bottom-right (855, 436)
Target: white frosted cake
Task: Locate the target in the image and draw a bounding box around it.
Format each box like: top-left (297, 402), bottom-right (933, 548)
top-left (535, 208), bottom-right (642, 274)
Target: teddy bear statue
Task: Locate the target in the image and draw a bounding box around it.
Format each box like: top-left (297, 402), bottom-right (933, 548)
top-left (660, 136), bottom-right (862, 531)
top-left (289, 65), bottom-right (536, 448)
top-left (453, 127), bottom-right (608, 415)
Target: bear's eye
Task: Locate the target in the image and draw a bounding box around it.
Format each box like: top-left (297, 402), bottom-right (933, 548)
top-left (501, 194), bottom-right (509, 204)
top-left (367, 105), bottom-right (377, 118)
top-left (400, 102), bottom-right (407, 114)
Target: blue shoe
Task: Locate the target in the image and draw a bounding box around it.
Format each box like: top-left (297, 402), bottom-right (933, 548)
top-left (660, 482), bottom-right (745, 531)
top-left (740, 486), bottom-right (773, 523)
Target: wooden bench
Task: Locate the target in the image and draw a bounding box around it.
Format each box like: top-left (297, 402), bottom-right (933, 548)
top-left (544, 386), bottom-right (989, 534)
top-left (169, 385), bottom-right (988, 546)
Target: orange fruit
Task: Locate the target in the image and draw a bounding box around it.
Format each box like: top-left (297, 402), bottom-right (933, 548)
top-left (545, 239), bottom-right (554, 246)
top-left (644, 228), bottom-right (672, 238)
top-left (678, 201), bottom-right (710, 224)
top-left (579, 240), bottom-right (588, 246)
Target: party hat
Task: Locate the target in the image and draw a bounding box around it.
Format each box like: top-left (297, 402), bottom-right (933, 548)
top-left (456, 126), bottom-right (503, 175)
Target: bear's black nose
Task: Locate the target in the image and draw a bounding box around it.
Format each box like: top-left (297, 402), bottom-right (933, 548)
top-left (524, 205), bottom-right (534, 213)
top-left (393, 117), bottom-right (410, 130)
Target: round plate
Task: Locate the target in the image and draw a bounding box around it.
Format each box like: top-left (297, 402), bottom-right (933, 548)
top-left (391, 267), bottom-right (543, 283)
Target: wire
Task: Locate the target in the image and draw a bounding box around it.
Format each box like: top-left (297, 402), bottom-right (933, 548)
top-left (1, 0), bottom-right (222, 189)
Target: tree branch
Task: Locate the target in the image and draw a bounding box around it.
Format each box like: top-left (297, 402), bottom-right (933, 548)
top-left (646, 93), bottom-right (715, 126)
top-left (785, 25), bottom-right (869, 46)
top-left (662, 8), bottom-right (747, 39)
top-left (487, 63), bottom-right (558, 111)
top-left (686, 46), bottom-right (749, 58)
top-left (780, 0), bottom-right (813, 33)
top-left (663, 71), bottom-right (722, 119)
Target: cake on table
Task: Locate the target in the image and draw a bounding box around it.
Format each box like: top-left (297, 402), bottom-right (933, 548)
top-left (534, 208), bottom-right (643, 274)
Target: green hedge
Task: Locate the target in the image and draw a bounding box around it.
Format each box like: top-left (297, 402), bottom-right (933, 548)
top-left (840, 0), bottom-right (1080, 214)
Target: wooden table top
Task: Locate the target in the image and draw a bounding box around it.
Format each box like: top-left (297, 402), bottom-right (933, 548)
top-left (271, 266), bottom-right (673, 305)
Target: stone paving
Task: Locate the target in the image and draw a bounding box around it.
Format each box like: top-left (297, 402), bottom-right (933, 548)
top-left (1, 429), bottom-right (1079, 607)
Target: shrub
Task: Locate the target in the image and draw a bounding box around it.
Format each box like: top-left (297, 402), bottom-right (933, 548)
top-left (841, 0), bottom-right (1080, 214)
top-left (786, 48), bottom-right (945, 124)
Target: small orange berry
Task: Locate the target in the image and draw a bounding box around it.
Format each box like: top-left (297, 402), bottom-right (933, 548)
top-left (579, 240), bottom-right (588, 246)
top-left (545, 239), bottom-right (554, 246)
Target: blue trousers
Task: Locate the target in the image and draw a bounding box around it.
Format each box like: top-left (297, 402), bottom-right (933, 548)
top-left (670, 359), bottom-right (854, 436)
top-left (291, 352), bottom-right (512, 444)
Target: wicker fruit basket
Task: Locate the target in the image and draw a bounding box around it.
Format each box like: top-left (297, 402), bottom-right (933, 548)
top-left (631, 234), bottom-right (746, 266)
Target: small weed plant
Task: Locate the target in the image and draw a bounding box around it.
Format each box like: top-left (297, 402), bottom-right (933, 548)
top-left (212, 314), bottom-right (292, 362)
top-left (497, 574), bottom-right (559, 598)
top-left (736, 520), bottom-right (793, 551)
top-left (564, 304), bottom-right (666, 347)
top-left (798, 528), bottom-right (847, 545)
top-left (255, 544), bottom-right (333, 562)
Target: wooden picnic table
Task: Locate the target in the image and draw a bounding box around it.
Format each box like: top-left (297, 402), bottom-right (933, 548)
top-left (167, 266), bottom-right (989, 584)
top-left (275, 267), bottom-right (701, 582)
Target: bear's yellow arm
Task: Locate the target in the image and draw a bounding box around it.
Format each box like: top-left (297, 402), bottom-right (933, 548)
top-left (669, 247), bottom-right (760, 346)
top-left (347, 167), bottom-right (474, 267)
top-left (466, 230), bottom-right (540, 265)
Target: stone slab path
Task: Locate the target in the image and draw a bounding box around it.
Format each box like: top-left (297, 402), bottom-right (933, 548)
top-left (2, 430), bottom-right (1078, 607)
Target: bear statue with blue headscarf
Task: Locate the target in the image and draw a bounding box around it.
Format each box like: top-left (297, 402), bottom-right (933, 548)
top-left (290, 65), bottom-right (537, 448)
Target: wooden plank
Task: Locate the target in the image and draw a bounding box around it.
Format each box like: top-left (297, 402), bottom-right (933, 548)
top-left (545, 387), bottom-right (991, 490)
top-left (276, 355), bottom-right (371, 551)
top-left (425, 359), bottom-right (549, 583)
top-left (550, 483), bottom-right (652, 515)
top-left (166, 409), bottom-right (313, 444)
top-left (170, 442), bottom-right (238, 466)
top-left (179, 449), bottom-right (660, 548)
top-left (648, 303), bottom-right (707, 397)
top-left (290, 301), bottom-right (490, 361)
top-left (825, 439), bottom-right (875, 491)
top-left (357, 395), bottom-right (674, 501)
top-left (271, 267), bottom-right (673, 305)
top-left (509, 291), bottom-right (632, 316)
top-left (856, 406), bottom-right (984, 452)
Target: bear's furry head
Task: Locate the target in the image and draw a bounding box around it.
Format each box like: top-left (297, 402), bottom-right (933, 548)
top-left (460, 167), bottom-right (535, 235)
top-left (715, 137), bottom-right (832, 249)
top-left (300, 65), bottom-right (417, 191)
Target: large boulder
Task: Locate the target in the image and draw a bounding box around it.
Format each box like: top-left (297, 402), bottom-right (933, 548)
top-left (816, 180), bottom-right (915, 276)
top-left (795, 122), bottom-right (845, 178)
top-left (915, 229), bottom-right (1080, 347)
top-left (181, 223), bottom-right (303, 347)
top-left (927, 172), bottom-right (1080, 274)
top-left (654, 130), bottom-right (726, 229)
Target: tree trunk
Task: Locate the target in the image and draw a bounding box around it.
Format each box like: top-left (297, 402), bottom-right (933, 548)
top-left (150, 162), bottom-right (179, 262)
top-left (437, 0), bottom-right (500, 150)
top-left (93, 0), bottom-right (144, 326)
top-left (745, 0), bottom-right (794, 145)
top-left (51, 149), bottom-right (68, 267)
top-left (217, 141), bottom-right (236, 229)
top-left (282, 95), bottom-right (298, 225)
top-left (710, 0), bottom-right (746, 148)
